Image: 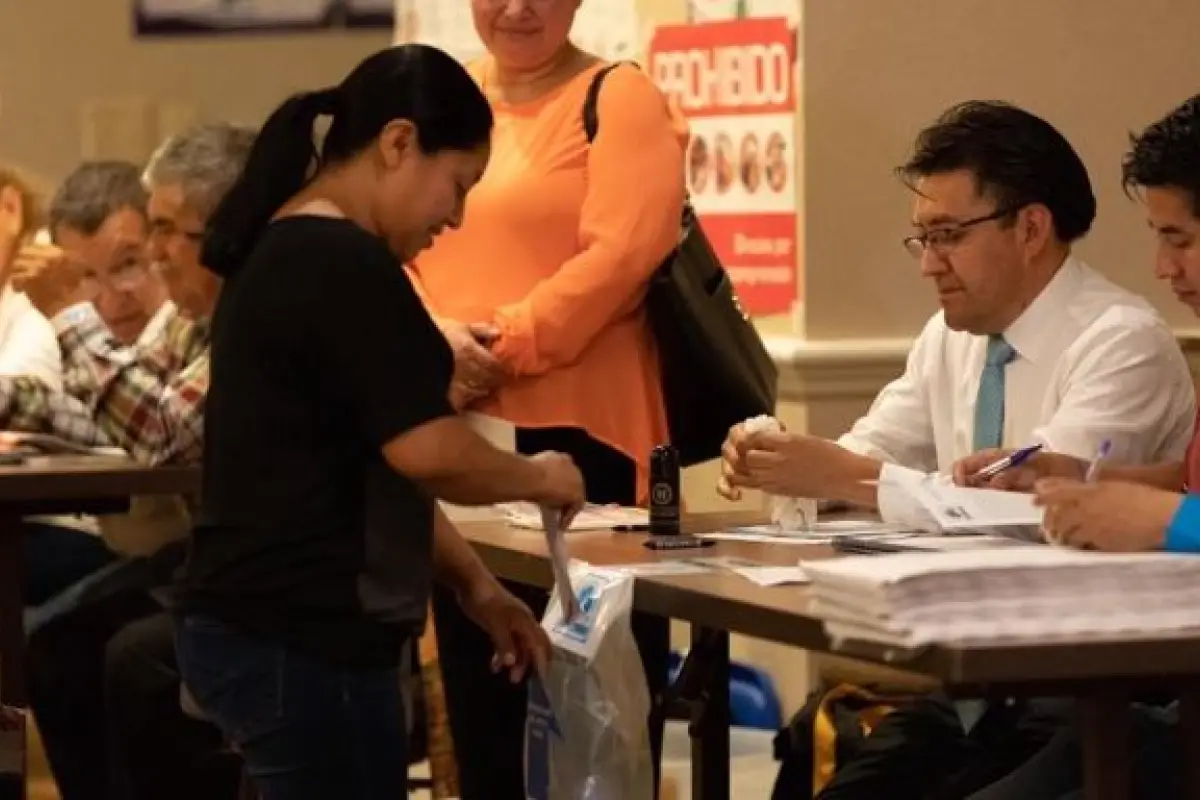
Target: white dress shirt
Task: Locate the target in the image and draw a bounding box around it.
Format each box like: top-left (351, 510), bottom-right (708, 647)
top-left (0, 285), bottom-right (62, 389)
top-left (0, 284), bottom-right (99, 533)
top-left (838, 257), bottom-right (1196, 475)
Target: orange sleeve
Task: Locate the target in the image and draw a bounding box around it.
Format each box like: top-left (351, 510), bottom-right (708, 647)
top-left (490, 67), bottom-right (687, 376)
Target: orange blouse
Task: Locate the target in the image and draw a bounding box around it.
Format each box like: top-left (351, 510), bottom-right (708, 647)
top-left (410, 60), bottom-right (687, 498)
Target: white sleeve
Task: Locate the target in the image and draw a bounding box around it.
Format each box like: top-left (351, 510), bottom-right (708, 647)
top-left (1031, 312), bottom-right (1195, 464)
top-left (0, 306), bottom-right (62, 390)
top-left (837, 316), bottom-right (940, 471)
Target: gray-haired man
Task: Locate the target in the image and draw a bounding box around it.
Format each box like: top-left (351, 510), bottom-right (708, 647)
top-left (46, 160), bottom-right (171, 349)
top-left (18, 123), bottom-right (255, 800)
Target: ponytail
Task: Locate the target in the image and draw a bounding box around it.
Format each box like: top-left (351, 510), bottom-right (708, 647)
top-left (201, 87), bottom-right (339, 277)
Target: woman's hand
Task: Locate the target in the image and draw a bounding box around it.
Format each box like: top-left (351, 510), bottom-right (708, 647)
top-left (457, 576), bottom-right (551, 683)
top-left (442, 319), bottom-right (507, 409)
top-left (1034, 478), bottom-right (1180, 552)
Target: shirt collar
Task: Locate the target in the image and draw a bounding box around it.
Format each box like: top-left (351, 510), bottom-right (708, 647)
top-left (137, 300), bottom-right (177, 347)
top-left (1000, 255), bottom-right (1082, 366)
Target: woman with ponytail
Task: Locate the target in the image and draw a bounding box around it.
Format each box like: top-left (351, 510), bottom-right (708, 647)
top-left (174, 43), bottom-right (587, 799)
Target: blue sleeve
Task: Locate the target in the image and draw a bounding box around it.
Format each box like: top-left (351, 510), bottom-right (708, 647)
top-left (1164, 494), bottom-right (1200, 553)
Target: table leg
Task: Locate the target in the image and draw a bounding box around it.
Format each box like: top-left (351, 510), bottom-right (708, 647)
top-left (0, 514), bottom-right (24, 706)
top-left (689, 626), bottom-right (730, 800)
top-left (1079, 691), bottom-right (1130, 800)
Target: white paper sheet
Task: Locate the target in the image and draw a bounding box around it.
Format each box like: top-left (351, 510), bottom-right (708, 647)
top-left (912, 476), bottom-right (1044, 530)
top-left (619, 561), bottom-right (717, 577)
top-left (732, 565), bottom-right (810, 586)
top-left (503, 503), bottom-right (648, 531)
top-left (542, 507), bottom-right (580, 620)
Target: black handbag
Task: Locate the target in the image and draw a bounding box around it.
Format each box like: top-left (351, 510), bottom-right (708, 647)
top-left (583, 63), bottom-right (778, 467)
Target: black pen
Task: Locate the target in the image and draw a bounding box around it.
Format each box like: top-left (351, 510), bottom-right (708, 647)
top-left (613, 524), bottom-right (650, 532)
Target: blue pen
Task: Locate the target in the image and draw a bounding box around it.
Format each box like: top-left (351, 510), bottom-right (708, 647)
top-left (970, 443), bottom-right (1044, 482)
top-left (1083, 440), bottom-right (1112, 483)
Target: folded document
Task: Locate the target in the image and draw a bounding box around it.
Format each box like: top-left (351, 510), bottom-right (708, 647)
top-left (877, 464), bottom-right (1043, 535)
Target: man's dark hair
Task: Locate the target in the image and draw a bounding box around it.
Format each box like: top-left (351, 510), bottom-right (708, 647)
top-left (898, 100), bottom-right (1096, 243)
top-left (49, 160), bottom-right (148, 239)
top-left (1122, 94), bottom-right (1200, 217)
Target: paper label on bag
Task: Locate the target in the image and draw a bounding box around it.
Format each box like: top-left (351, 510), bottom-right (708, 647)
top-left (546, 569), bottom-right (626, 662)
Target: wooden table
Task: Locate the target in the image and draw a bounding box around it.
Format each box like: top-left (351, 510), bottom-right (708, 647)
top-left (460, 512), bottom-right (1200, 800)
top-left (0, 456), bottom-right (200, 705)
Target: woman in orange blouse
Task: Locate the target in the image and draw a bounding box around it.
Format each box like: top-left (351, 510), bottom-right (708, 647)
top-left (409, 2), bottom-right (686, 797)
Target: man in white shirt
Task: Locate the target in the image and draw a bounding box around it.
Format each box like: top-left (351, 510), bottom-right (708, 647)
top-left (719, 100), bottom-right (1195, 514)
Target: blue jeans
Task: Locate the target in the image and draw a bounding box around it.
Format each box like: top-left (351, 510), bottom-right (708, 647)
top-left (175, 615), bottom-right (409, 800)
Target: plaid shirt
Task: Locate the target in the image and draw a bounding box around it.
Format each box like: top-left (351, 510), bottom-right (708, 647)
top-left (0, 303), bottom-right (210, 466)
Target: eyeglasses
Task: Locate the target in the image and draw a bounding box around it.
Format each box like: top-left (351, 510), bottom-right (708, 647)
top-left (78, 258), bottom-right (150, 297)
top-left (902, 205), bottom-right (1021, 259)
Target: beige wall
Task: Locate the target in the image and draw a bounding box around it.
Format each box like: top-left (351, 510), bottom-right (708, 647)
top-left (803, 0), bottom-right (1200, 340)
top-left (0, 0), bottom-right (391, 182)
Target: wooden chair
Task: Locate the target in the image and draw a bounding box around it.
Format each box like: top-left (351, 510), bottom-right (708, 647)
top-left (417, 604), bottom-right (460, 798)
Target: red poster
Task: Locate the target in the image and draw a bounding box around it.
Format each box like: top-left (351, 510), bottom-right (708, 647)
top-left (649, 17), bottom-right (798, 315)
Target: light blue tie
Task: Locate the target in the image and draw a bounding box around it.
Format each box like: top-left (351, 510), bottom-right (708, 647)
top-left (973, 335), bottom-right (1016, 451)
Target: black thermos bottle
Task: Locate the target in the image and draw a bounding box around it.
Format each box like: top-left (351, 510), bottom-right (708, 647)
top-left (649, 444), bottom-right (681, 535)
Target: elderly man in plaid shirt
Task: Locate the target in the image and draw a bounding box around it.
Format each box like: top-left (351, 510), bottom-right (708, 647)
top-left (6, 152), bottom-right (218, 466)
top-left (18, 123), bottom-right (257, 800)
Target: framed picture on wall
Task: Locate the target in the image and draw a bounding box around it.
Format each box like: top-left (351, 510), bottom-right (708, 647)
top-left (134, 0), bottom-right (394, 35)
top-left (343, 0), bottom-right (394, 28)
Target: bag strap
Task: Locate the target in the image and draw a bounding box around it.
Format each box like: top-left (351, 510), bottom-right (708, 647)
top-left (582, 61), bottom-right (639, 143)
top-left (583, 61), bottom-right (698, 230)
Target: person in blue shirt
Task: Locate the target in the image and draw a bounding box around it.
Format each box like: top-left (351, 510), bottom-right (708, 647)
top-left (953, 92), bottom-right (1200, 800)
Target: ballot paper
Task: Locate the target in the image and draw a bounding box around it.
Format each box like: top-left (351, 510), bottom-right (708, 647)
top-left (503, 503), bottom-right (648, 531)
top-left (802, 547), bottom-right (1200, 647)
top-left (703, 520), bottom-right (917, 545)
top-left (877, 465), bottom-right (1043, 536)
top-left (619, 561), bottom-right (717, 577)
top-left (912, 475), bottom-right (1043, 531)
top-left (542, 506), bottom-right (581, 621)
top-left (731, 566), bottom-right (810, 587)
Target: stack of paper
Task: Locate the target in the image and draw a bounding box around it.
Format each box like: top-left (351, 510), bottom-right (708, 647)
top-left (802, 547), bottom-right (1200, 647)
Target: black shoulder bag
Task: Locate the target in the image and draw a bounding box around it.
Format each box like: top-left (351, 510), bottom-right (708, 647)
top-left (583, 62), bottom-right (778, 467)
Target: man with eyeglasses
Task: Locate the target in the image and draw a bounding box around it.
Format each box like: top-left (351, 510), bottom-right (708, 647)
top-left (718, 100), bottom-right (1197, 797)
top-left (37, 161), bottom-right (172, 350)
top-left (719, 100), bottom-right (1194, 520)
top-left (0, 124), bottom-right (255, 800)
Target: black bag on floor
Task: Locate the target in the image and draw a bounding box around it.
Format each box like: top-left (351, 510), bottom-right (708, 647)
top-left (771, 684), bottom-right (971, 799)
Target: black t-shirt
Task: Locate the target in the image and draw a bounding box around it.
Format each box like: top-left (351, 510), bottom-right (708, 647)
top-left (177, 216), bottom-right (454, 668)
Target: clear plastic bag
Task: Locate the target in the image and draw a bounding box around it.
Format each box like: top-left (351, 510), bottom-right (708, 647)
top-left (525, 564), bottom-right (653, 800)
